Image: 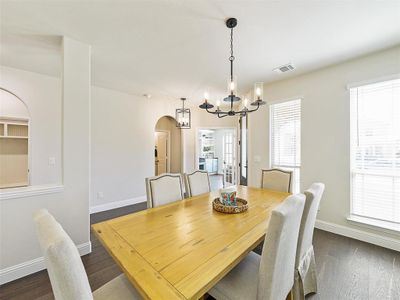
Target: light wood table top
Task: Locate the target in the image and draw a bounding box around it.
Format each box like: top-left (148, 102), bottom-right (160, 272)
top-left (92, 186), bottom-right (290, 300)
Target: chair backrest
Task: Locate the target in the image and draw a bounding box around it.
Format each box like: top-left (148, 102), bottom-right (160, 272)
top-left (296, 183), bottom-right (325, 265)
top-left (33, 209), bottom-right (93, 300)
top-left (184, 170), bottom-right (211, 197)
top-left (261, 169), bottom-right (293, 192)
top-left (257, 194), bottom-right (305, 300)
top-left (145, 173), bottom-right (184, 208)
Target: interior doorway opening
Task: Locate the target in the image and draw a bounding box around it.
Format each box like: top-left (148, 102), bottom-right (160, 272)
top-left (196, 127), bottom-right (237, 190)
top-left (154, 116), bottom-right (181, 176)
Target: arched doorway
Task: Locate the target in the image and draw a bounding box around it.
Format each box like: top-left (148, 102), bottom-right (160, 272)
top-left (154, 116), bottom-right (182, 176)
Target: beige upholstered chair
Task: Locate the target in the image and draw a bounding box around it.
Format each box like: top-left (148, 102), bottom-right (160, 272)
top-left (33, 209), bottom-right (141, 300)
top-left (145, 173), bottom-right (184, 208)
top-left (184, 170), bottom-right (211, 197)
top-left (293, 183), bottom-right (325, 300)
top-left (208, 194), bottom-right (306, 300)
top-left (261, 168), bottom-right (293, 192)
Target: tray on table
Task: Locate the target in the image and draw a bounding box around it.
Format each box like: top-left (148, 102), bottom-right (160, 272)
top-left (212, 197), bottom-right (248, 214)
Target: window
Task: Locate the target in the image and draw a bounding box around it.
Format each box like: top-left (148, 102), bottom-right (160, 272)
top-left (350, 78), bottom-right (400, 229)
top-left (270, 99), bottom-right (301, 193)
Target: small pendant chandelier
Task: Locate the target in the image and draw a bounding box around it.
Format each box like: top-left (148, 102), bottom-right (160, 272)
top-left (199, 18), bottom-right (266, 118)
top-left (176, 97), bottom-right (191, 129)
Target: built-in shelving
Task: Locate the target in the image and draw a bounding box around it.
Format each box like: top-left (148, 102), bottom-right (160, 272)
top-left (7, 123), bottom-right (28, 137)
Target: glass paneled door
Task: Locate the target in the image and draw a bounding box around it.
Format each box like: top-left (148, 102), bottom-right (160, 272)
top-left (239, 116), bottom-right (248, 186)
top-left (223, 130), bottom-right (236, 187)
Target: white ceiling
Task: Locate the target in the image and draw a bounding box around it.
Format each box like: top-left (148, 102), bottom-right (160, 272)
top-left (1, 0), bottom-right (400, 103)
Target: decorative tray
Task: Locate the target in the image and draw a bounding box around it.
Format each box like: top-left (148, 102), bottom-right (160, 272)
top-left (212, 197), bottom-right (248, 214)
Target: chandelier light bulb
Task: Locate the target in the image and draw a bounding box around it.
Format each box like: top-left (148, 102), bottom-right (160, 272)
top-left (254, 82), bottom-right (264, 101)
top-left (244, 98), bottom-right (248, 108)
top-left (216, 100), bottom-right (221, 108)
top-left (230, 81), bottom-right (235, 92)
top-left (204, 92), bottom-right (209, 100)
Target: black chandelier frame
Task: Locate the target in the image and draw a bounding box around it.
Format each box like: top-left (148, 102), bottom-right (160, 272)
top-left (199, 18), bottom-right (266, 118)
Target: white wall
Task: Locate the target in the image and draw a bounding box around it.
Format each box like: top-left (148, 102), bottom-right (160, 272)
top-left (90, 89), bottom-right (237, 211)
top-left (0, 66), bottom-right (62, 185)
top-left (248, 46), bottom-right (400, 248)
top-left (90, 87), bottom-right (175, 210)
top-left (0, 37), bottom-right (91, 283)
top-left (1, 69), bottom-right (227, 221)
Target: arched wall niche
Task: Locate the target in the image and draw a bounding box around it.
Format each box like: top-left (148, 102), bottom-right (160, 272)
top-left (0, 87), bottom-right (31, 188)
top-left (0, 87), bottom-right (30, 119)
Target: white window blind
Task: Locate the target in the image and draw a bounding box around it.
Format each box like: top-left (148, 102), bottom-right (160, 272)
top-left (270, 99), bottom-right (301, 193)
top-left (350, 78), bottom-right (400, 226)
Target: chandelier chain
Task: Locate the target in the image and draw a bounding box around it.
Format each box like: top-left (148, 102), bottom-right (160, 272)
top-left (229, 28), bottom-right (234, 82)
top-left (230, 28), bottom-right (234, 60)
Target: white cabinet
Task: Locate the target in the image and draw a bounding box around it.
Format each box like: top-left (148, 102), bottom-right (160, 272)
top-left (205, 158), bottom-right (218, 174)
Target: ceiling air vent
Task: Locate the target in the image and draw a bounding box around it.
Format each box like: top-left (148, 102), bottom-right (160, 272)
top-left (273, 63), bottom-right (295, 74)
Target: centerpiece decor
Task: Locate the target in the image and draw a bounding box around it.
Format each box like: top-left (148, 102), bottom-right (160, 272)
top-left (212, 187), bottom-right (248, 214)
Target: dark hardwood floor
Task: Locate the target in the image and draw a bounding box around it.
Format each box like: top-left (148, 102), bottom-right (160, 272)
top-left (1, 202), bottom-right (399, 300)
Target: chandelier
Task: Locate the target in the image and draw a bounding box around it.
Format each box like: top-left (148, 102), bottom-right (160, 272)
top-left (176, 97), bottom-right (191, 129)
top-left (199, 18), bottom-right (266, 118)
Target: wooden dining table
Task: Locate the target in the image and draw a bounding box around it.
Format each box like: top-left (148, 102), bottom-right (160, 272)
top-left (92, 185), bottom-right (290, 300)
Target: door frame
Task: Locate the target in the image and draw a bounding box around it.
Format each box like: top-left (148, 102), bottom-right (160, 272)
top-left (239, 115), bottom-right (248, 186)
top-left (155, 130), bottom-right (171, 174)
top-left (195, 126), bottom-right (238, 184)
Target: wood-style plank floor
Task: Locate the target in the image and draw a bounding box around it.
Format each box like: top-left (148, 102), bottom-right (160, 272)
top-left (1, 202), bottom-right (399, 300)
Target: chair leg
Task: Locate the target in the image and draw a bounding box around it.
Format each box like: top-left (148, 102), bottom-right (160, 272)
top-left (286, 291), bottom-right (293, 300)
top-left (293, 272), bottom-right (305, 300)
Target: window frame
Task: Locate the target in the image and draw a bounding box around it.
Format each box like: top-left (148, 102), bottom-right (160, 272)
top-left (269, 97), bottom-right (302, 193)
top-left (348, 75), bottom-right (400, 232)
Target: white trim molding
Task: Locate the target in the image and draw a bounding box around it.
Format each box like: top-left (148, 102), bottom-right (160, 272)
top-left (346, 73), bottom-right (400, 90)
top-left (347, 215), bottom-right (400, 234)
top-left (90, 195), bottom-right (146, 214)
top-left (0, 241), bottom-right (91, 285)
top-left (0, 184), bottom-right (64, 201)
top-left (315, 220), bottom-right (400, 252)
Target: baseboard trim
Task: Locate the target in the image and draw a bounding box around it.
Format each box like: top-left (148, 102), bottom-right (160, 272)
top-left (315, 220), bottom-right (400, 252)
top-left (0, 242), bottom-right (91, 285)
top-left (90, 196), bottom-right (146, 214)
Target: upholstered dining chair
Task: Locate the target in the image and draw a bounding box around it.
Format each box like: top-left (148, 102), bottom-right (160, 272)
top-left (261, 168), bottom-right (293, 192)
top-left (184, 170), bottom-right (211, 197)
top-left (208, 194), bottom-right (306, 300)
top-left (293, 183), bottom-right (325, 300)
top-left (145, 173), bottom-right (184, 208)
top-left (33, 209), bottom-right (141, 300)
